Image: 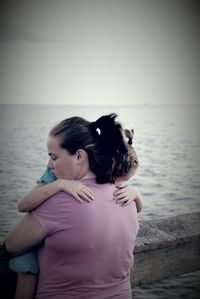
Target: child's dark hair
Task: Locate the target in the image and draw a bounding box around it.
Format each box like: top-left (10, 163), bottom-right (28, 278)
top-left (114, 128), bottom-right (139, 179)
top-left (50, 113), bottom-right (138, 183)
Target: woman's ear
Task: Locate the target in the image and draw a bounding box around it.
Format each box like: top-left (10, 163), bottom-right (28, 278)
top-left (75, 149), bottom-right (86, 164)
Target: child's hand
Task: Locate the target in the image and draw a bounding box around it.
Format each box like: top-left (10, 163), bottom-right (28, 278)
top-left (58, 180), bottom-right (95, 203)
top-left (113, 183), bottom-right (139, 207)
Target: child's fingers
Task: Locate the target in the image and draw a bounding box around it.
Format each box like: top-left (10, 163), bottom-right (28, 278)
top-left (82, 189), bottom-right (95, 200)
top-left (79, 191), bottom-right (94, 202)
top-left (115, 183), bottom-right (124, 189)
top-left (114, 192), bottom-right (127, 201)
top-left (113, 189), bottom-right (125, 197)
top-left (121, 198), bottom-right (134, 207)
top-left (116, 197), bottom-right (128, 204)
top-left (73, 194), bottom-right (83, 203)
top-left (116, 195), bottom-right (134, 204)
top-left (81, 187), bottom-right (94, 198)
top-left (117, 183), bottom-right (126, 188)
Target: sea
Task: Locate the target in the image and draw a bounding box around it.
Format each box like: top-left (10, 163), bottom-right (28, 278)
top-left (0, 104), bottom-right (200, 298)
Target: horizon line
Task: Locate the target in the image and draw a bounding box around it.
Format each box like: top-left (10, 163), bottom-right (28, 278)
top-left (0, 103), bottom-right (199, 107)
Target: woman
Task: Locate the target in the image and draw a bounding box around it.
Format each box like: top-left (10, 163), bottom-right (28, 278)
top-left (5, 114), bottom-right (139, 299)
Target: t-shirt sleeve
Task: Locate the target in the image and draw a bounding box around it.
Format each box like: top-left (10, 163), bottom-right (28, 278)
top-left (31, 193), bottom-right (62, 235)
top-left (37, 168), bottom-right (57, 185)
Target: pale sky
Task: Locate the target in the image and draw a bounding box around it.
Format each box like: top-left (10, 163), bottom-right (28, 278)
top-left (0, 0), bottom-right (199, 105)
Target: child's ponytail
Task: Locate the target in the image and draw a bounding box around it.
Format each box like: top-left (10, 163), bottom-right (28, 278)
top-left (90, 113), bottom-right (128, 156)
top-left (89, 114), bottom-right (131, 183)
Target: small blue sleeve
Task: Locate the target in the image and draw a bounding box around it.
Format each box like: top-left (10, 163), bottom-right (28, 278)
top-left (9, 250), bottom-right (38, 275)
top-left (37, 168), bottom-right (57, 185)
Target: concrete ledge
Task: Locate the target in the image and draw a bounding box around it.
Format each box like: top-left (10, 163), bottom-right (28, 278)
top-left (131, 212), bottom-right (200, 286)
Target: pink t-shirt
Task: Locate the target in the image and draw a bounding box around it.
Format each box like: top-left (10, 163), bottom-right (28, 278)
top-left (32, 178), bottom-right (139, 299)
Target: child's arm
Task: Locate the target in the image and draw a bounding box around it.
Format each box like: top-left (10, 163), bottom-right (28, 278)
top-left (113, 183), bottom-right (143, 213)
top-left (17, 180), bottom-right (95, 213)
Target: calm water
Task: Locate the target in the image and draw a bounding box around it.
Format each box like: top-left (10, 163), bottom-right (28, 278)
top-left (0, 104), bottom-right (200, 298)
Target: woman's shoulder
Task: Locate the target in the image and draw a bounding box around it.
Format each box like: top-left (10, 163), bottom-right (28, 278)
top-left (32, 191), bottom-right (67, 213)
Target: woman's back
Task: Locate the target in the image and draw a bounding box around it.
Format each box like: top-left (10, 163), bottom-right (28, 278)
top-left (32, 178), bottom-right (139, 299)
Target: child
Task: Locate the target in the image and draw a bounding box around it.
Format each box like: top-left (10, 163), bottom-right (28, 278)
top-left (10, 128), bottom-right (142, 299)
top-left (114, 128), bottom-right (142, 212)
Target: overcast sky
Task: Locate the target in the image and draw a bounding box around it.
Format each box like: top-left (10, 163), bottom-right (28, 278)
top-left (0, 0), bottom-right (199, 105)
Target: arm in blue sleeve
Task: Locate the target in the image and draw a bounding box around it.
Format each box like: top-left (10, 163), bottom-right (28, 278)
top-left (37, 168), bottom-right (57, 185)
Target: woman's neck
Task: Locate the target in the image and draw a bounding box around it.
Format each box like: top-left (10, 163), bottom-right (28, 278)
top-left (75, 154), bottom-right (96, 180)
top-left (81, 171), bottom-right (96, 180)
top-left (75, 167), bottom-right (96, 180)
